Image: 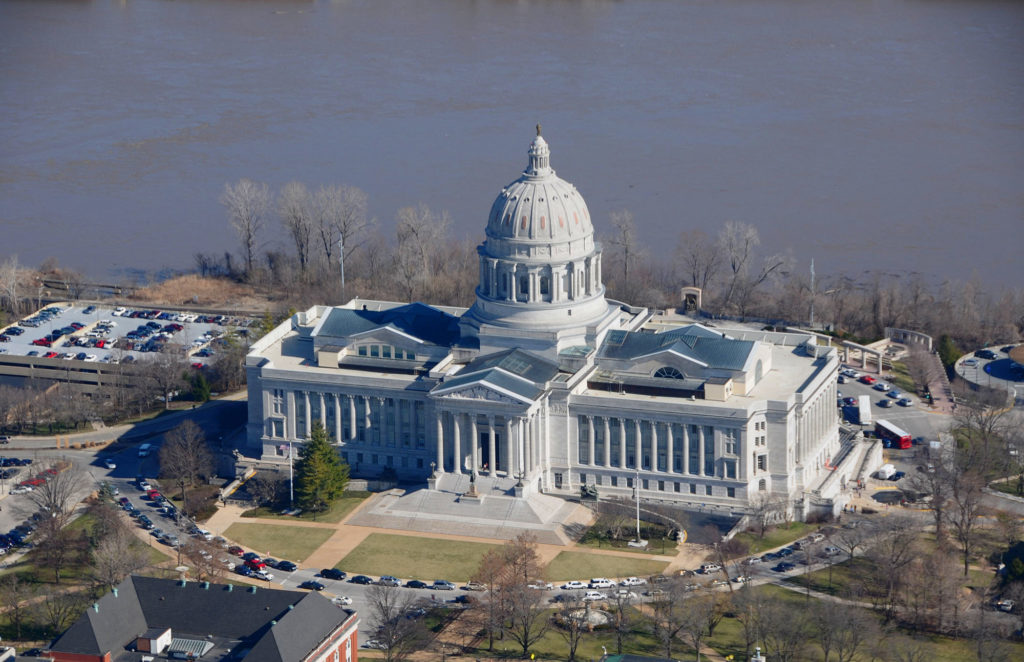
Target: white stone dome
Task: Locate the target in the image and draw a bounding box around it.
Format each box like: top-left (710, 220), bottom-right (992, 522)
top-left (486, 130), bottom-right (594, 245)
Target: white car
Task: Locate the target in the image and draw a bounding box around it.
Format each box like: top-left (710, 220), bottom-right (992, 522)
top-left (254, 569), bottom-right (274, 581)
top-left (620, 576), bottom-right (647, 586)
top-left (528, 580), bottom-right (553, 590)
top-left (582, 591), bottom-right (607, 602)
top-left (561, 580), bottom-right (586, 590)
top-left (9, 486), bottom-right (32, 495)
top-left (733, 575), bottom-right (751, 584)
top-left (113, 307), bottom-right (127, 316)
top-left (615, 589), bottom-right (638, 601)
top-left (103, 458), bottom-right (117, 469)
top-left (332, 596), bottom-right (353, 606)
top-left (588, 578), bottom-right (615, 589)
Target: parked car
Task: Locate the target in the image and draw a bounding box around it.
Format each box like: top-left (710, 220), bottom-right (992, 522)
top-left (898, 397), bottom-right (913, 407)
top-left (873, 382), bottom-right (890, 391)
top-left (350, 575), bottom-right (374, 584)
top-left (465, 581), bottom-right (489, 591)
top-left (331, 596), bottom-right (353, 606)
top-left (561, 580), bottom-right (586, 590)
top-left (588, 577), bottom-right (615, 588)
top-left (227, 546), bottom-right (244, 556)
top-left (277, 561), bottom-right (297, 572)
top-left (319, 568), bottom-right (346, 580)
top-left (433, 580), bottom-right (456, 590)
top-left (102, 458), bottom-right (117, 469)
top-left (582, 591), bottom-right (607, 602)
top-left (859, 375), bottom-right (876, 385)
top-left (299, 581), bottom-right (325, 591)
top-left (526, 580), bottom-right (552, 590)
top-left (378, 575), bottom-right (400, 587)
top-left (406, 580), bottom-right (429, 589)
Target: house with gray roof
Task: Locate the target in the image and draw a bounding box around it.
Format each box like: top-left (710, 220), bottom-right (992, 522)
top-left (49, 576), bottom-right (358, 662)
top-left (244, 130), bottom-right (846, 522)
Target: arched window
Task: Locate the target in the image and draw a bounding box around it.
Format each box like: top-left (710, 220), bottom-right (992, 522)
top-left (654, 366), bottom-right (684, 380)
top-left (755, 359), bottom-right (764, 382)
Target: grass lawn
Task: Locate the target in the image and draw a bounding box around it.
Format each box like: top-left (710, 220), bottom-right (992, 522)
top-left (785, 556), bottom-right (876, 596)
top-left (490, 612), bottom-right (666, 660)
top-left (240, 491), bottom-right (371, 524)
top-left (888, 361), bottom-right (917, 393)
top-left (991, 479), bottom-right (1024, 496)
top-left (576, 535), bottom-right (678, 556)
top-left (542, 551), bottom-right (668, 582)
top-left (223, 522), bottom-right (335, 562)
top-left (732, 521), bottom-right (816, 553)
top-left (337, 533), bottom-right (499, 582)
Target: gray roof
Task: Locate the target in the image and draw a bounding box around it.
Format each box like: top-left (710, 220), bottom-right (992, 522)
top-left (314, 303), bottom-right (460, 347)
top-left (432, 349), bottom-right (560, 402)
top-left (598, 325), bottom-right (754, 370)
top-left (50, 576), bottom-right (353, 662)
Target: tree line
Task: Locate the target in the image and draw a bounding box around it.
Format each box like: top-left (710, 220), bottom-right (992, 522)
top-left (209, 179), bottom-right (1024, 361)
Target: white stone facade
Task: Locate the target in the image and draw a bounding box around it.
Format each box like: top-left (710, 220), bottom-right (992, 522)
top-left (245, 132), bottom-right (841, 520)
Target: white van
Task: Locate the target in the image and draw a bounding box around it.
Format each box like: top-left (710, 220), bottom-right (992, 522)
top-left (138, 443), bottom-right (152, 458)
top-left (700, 563), bottom-right (722, 574)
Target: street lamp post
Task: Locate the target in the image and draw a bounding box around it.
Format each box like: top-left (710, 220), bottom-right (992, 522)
top-left (288, 440), bottom-right (294, 509)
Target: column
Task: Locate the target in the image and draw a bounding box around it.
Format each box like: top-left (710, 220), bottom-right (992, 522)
top-left (488, 416), bottom-right (497, 475)
top-left (303, 391), bottom-right (311, 437)
top-left (489, 260), bottom-right (498, 297)
top-left (505, 418), bottom-right (514, 476)
top-left (682, 425), bottom-right (690, 474)
top-left (552, 266), bottom-right (563, 302)
top-left (333, 394), bottom-right (342, 443)
top-left (698, 426), bottom-right (706, 476)
top-left (319, 393), bottom-right (327, 429)
top-left (363, 396), bottom-right (371, 433)
top-left (286, 391), bottom-right (296, 440)
top-left (634, 419), bottom-right (642, 471)
top-left (618, 417), bottom-right (627, 468)
top-left (452, 413), bottom-right (462, 474)
top-left (603, 417), bottom-right (611, 467)
top-left (518, 418), bottom-right (526, 477)
top-left (666, 424), bottom-right (674, 474)
top-left (471, 416), bottom-right (479, 478)
top-left (650, 421), bottom-right (658, 471)
top-left (435, 414), bottom-right (445, 472)
top-left (587, 416), bottom-right (596, 467)
top-left (348, 395), bottom-right (357, 440)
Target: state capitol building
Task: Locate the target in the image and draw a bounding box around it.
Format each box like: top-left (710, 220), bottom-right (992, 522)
top-left (245, 130), bottom-right (845, 522)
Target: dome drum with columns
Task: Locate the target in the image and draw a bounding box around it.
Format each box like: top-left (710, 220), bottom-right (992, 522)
top-left (462, 127), bottom-right (620, 351)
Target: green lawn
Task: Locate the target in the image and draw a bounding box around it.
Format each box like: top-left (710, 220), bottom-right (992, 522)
top-left (337, 533), bottom-right (499, 582)
top-left (576, 535), bottom-right (678, 556)
top-left (888, 361), bottom-right (917, 393)
top-left (223, 523), bottom-right (335, 562)
top-left (785, 556), bottom-right (876, 596)
top-left (732, 521), bottom-right (816, 553)
top-left (542, 551), bottom-right (668, 582)
top-left (240, 491), bottom-right (371, 523)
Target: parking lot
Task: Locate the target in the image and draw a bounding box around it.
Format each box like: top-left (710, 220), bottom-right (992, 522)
top-left (0, 303), bottom-right (256, 368)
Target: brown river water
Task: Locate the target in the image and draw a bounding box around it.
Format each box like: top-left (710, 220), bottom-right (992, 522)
top-left (1, 0), bottom-right (1022, 287)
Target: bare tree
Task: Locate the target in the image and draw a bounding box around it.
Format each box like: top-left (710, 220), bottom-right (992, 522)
top-left (159, 420), bottom-right (213, 518)
top-left (182, 539), bottom-right (226, 582)
top-left (35, 516), bottom-right (89, 584)
top-left (731, 584), bottom-right (766, 662)
top-left (865, 514), bottom-right (920, 620)
top-left (609, 588), bottom-right (636, 654)
top-left (606, 210), bottom-right (641, 291)
top-left (758, 594), bottom-right (809, 662)
top-left (220, 178), bottom-right (271, 277)
top-left (554, 593), bottom-right (588, 662)
top-left (812, 599), bottom-right (874, 662)
top-left (393, 204), bottom-right (451, 300)
top-left (38, 589), bottom-right (86, 633)
top-left (0, 573), bottom-right (36, 638)
top-left (366, 583), bottom-right (426, 662)
top-left (92, 530), bottom-right (149, 589)
top-left (278, 181), bottom-right (315, 276)
top-left (143, 352), bottom-right (187, 411)
top-left (27, 462), bottom-right (84, 527)
top-left (947, 469), bottom-right (987, 576)
top-left (650, 579), bottom-right (688, 658)
top-left (314, 184), bottom-right (372, 278)
top-left (0, 254), bottom-right (22, 317)
top-left (750, 492), bottom-right (788, 539)
top-left (677, 590), bottom-right (721, 662)
top-left (676, 229), bottom-right (721, 292)
top-left (248, 471), bottom-right (286, 507)
top-left (472, 548), bottom-right (509, 651)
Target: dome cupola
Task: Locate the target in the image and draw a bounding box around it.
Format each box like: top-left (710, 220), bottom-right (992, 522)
top-left (461, 128), bottom-right (620, 359)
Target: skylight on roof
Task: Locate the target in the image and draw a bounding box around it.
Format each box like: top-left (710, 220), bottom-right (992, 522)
top-left (501, 355), bottom-right (532, 375)
top-left (606, 330), bottom-right (627, 345)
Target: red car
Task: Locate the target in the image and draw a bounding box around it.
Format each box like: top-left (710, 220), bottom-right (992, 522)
top-left (227, 545), bottom-right (245, 557)
top-left (859, 375), bottom-right (876, 385)
top-left (43, 351), bottom-right (58, 358)
top-left (32, 338), bottom-right (51, 347)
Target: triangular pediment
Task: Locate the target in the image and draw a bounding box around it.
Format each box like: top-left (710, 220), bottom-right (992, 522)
top-left (349, 325), bottom-right (427, 347)
top-left (439, 384), bottom-right (525, 405)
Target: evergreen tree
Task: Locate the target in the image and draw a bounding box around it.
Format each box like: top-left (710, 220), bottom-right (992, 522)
top-left (294, 421), bottom-right (349, 517)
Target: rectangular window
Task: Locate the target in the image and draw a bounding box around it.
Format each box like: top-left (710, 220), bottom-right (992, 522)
top-left (757, 455), bottom-right (767, 471)
top-left (725, 459), bottom-right (736, 479)
top-left (611, 476), bottom-right (618, 487)
top-left (727, 487), bottom-right (736, 498)
top-left (724, 429), bottom-right (737, 455)
top-left (705, 485), bottom-right (712, 496)
top-left (382, 345), bottom-right (392, 358)
top-left (407, 351), bottom-right (416, 360)
top-left (370, 345), bottom-right (380, 357)
top-left (580, 473), bottom-right (587, 485)
top-left (674, 482), bottom-right (681, 493)
top-left (577, 416), bottom-right (590, 464)
top-left (294, 391), bottom-right (306, 439)
top-left (358, 345), bottom-right (367, 356)
top-left (372, 454), bottom-right (378, 464)
top-left (626, 477), bottom-right (634, 488)
top-left (357, 452), bottom-right (364, 463)
top-left (689, 483), bottom-right (696, 494)
top-left (271, 419), bottom-right (284, 438)
top-left (658, 480), bottom-right (665, 491)
top-left (642, 479), bottom-right (649, 490)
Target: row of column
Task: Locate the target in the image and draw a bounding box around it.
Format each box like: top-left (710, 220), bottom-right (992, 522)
top-left (434, 411), bottom-right (538, 479)
top-left (281, 390), bottom-right (424, 447)
top-left (481, 254), bottom-right (601, 304)
top-left (797, 385), bottom-right (834, 464)
top-left (581, 416), bottom-right (715, 476)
